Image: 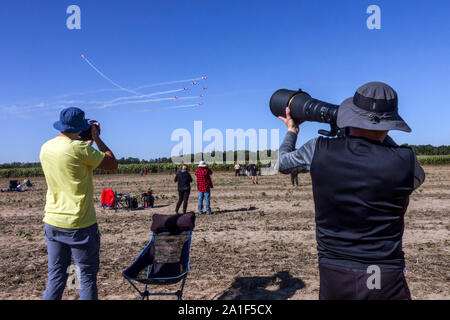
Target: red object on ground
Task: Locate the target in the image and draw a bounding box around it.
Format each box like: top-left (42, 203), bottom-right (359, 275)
top-left (101, 189), bottom-right (115, 207)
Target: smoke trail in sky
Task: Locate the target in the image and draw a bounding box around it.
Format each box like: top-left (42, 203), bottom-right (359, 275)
top-left (81, 54), bottom-right (139, 95)
top-left (133, 78), bottom-right (205, 91)
top-left (90, 95), bottom-right (199, 109)
top-left (135, 103), bottom-right (200, 112)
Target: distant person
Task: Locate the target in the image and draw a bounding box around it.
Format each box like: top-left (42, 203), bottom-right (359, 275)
top-left (140, 169), bottom-right (144, 176)
top-left (242, 164), bottom-right (246, 177)
top-left (234, 163), bottom-right (241, 176)
top-left (144, 167), bottom-right (148, 175)
top-left (195, 161), bottom-right (213, 215)
top-left (291, 169), bottom-right (299, 186)
top-left (40, 107), bottom-right (118, 300)
top-left (250, 163), bottom-right (258, 184)
top-left (174, 164), bottom-right (193, 214)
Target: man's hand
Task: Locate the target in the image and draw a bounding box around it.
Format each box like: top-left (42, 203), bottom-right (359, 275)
top-left (91, 122), bottom-right (100, 141)
top-left (89, 121), bottom-right (118, 171)
top-left (278, 107), bottom-right (303, 134)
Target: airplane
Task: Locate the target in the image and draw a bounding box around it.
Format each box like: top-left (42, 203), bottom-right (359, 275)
top-left (198, 102), bottom-right (203, 106)
top-left (201, 87), bottom-right (208, 90)
top-left (182, 87), bottom-right (189, 90)
top-left (173, 96), bottom-right (179, 99)
top-left (199, 94), bottom-right (205, 97)
top-left (201, 76), bottom-right (208, 80)
top-left (191, 81), bottom-right (198, 85)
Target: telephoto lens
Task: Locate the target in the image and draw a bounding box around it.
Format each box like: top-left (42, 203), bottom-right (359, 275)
top-left (79, 120), bottom-right (100, 141)
top-left (270, 89), bottom-right (340, 136)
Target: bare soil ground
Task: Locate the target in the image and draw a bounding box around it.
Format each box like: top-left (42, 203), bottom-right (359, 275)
top-left (0, 166), bottom-right (448, 300)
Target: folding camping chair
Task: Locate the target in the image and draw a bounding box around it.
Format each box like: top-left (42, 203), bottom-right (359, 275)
top-left (114, 192), bottom-right (133, 210)
top-left (122, 212), bottom-right (195, 300)
top-left (9, 180), bottom-right (18, 191)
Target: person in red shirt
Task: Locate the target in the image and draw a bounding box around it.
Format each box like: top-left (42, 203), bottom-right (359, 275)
top-left (195, 161), bottom-right (213, 215)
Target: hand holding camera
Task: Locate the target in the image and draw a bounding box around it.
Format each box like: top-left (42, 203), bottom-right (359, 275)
top-left (79, 120), bottom-right (101, 142)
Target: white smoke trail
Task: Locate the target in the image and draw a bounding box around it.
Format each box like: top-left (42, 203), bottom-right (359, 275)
top-left (88, 88), bottom-right (185, 106)
top-left (135, 103), bottom-right (200, 112)
top-left (88, 96), bottom-right (199, 110)
top-left (133, 78), bottom-right (204, 91)
top-left (81, 55), bottom-right (139, 95)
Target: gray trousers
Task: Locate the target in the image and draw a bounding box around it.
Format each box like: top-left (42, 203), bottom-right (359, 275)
top-left (43, 223), bottom-right (100, 300)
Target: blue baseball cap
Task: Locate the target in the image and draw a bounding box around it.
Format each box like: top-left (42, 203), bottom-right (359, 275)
top-left (53, 107), bottom-right (91, 133)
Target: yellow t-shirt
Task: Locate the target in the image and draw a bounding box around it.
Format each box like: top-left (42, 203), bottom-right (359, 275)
top-left (40, 136), bottom-right (105, 229)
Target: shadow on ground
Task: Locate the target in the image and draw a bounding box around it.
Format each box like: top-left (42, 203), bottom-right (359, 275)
top-left (213, 206), bottom-right (257, 215)
top-left (216, 271), bottom-right (305, 300)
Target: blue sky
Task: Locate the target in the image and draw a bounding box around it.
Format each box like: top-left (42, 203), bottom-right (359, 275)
top-left (0, 0), bottom-right (449, 163)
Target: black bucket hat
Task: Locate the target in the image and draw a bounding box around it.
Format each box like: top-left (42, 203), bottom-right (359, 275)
top-left (337, 82), bottom-right (411, 132)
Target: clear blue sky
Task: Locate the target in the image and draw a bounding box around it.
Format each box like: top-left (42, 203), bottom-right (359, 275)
top-left (1, 0), bottom-right (449, 163)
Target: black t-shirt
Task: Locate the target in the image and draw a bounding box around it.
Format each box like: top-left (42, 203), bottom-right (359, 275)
top-left (174, 171), bottom-right (193, 191)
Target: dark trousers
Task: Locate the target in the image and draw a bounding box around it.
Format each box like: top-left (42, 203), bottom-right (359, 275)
top-left (291, 173), bottom-right (298, 186)
top-left (235, 169), bottom-right (240, 176)
top-left (176, 189), bottom-right (190, 214)
top-left (319, 263), bottom-right (411, 300)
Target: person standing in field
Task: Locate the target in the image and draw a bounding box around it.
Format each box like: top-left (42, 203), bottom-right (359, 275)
top-left (290, 169), bottom-right (299, 186)
top-left (277, 82), bottom-right (425, 300)
top-left (234, 163), bottom-right (241, 176)
top-left (195, 161), bottom-right (213, 215)
top-left (174, 164), bottom-right (193, 214)
top-left (250, 163), bottom-right (259, 184)
top-left (40, 107), bottom-right (118, 300)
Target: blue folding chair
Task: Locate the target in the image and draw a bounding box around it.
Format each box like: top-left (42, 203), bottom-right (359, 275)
top-left (123, 212), bottom-right (195, 300)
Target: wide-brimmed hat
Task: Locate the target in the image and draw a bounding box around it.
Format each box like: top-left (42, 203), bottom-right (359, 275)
top-left (53, 107), bottom-right (91, 133)
top-left (198, 161), bottom-right (208, 168)
top-left (337, 82), bottom-right (411, 132)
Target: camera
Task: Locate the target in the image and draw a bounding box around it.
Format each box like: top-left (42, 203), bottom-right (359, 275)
top-left (270, 89), bottom-right (341, 137)
top-left (79, 120), bottom-right (100, 141)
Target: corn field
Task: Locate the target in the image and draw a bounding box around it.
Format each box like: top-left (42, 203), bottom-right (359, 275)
top-left (417, 155), bottom-right (450, 165)
top-left (0, 156), bottom-right (449, 178)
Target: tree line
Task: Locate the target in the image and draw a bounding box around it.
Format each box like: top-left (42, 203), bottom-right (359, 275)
top-left (1, 145), bottom-right (449, 168)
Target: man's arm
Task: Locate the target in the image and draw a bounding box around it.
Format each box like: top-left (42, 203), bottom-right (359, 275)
top-left (413, 154), bottom-right (426, 190)
top-left (277, 132), bottom-right (318, 174)
top-left (384, 135), bottom-right (426, 190)
top-left (276, 106), bottom-right (317, 174)
top-left (91, 123), bottom-right (118, 171)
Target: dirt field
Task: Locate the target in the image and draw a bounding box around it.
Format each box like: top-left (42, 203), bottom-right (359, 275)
top-left (0, 166), bottom-right (448, 300)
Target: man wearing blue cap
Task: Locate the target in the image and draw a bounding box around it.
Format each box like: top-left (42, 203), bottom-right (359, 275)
top-left (40, 107), bottom-right (118, 300)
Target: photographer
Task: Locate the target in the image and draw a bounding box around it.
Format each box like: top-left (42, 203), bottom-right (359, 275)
top-left (277, 82), bottom-right (425, 300)
top-left (39, 107), bottom-right (118, 300)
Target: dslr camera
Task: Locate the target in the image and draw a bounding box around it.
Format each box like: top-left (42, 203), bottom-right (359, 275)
top-left (79, 120), bottom-right (101, 141)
